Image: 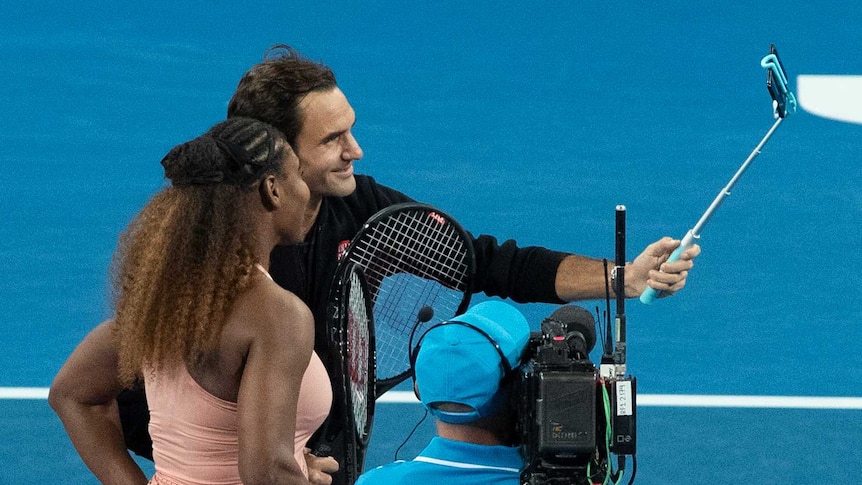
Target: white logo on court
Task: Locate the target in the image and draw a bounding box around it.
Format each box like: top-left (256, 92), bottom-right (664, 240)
top-left (797, 75), bottom-right (862, 125)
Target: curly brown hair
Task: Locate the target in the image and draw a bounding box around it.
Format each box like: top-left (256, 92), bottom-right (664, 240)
top-left (112, 117), bottom-right (287, 386)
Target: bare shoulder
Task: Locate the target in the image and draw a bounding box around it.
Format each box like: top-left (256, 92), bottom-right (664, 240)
top-left (230, 278), bottom-right (315, 351)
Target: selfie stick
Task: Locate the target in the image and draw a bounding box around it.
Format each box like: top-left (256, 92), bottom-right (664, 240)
top-left (640, 44), bottom-right (797, 304)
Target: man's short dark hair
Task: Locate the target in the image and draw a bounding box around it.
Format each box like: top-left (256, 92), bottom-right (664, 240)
top-left (227, 44), bottom-right (337, 146)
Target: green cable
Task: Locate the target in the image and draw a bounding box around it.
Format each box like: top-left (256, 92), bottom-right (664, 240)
top-left (588, 383), bottom-right (626, 485)
top-left (601, 383), bottom-right (614, 485)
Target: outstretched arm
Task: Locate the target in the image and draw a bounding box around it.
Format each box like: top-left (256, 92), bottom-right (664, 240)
top-left (49, 320), bottom-right (148, 485)
top-left (554, 237), bottom-right (701, 301)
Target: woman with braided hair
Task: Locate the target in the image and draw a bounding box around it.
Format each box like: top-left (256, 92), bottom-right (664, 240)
top-left (50, 117), bottom-right (336, 485)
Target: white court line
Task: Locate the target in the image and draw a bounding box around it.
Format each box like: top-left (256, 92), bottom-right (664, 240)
top-left (0, 387), bottom-right (49, 399)
top-left (797, 75), bottom-right (862, 125)
top-left (637, 394), bottom-right (862, 410)
top-left (5, 388), bottom-right (862, 410)
top-left (375, 391), bottom-right (862, 410)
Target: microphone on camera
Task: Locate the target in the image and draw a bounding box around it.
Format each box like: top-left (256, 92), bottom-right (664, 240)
top-left (541, 304), bottom-right (597, 359)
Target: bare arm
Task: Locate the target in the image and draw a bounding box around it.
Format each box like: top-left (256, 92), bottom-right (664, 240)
top-left (48, 320), bottom-right (148, 485)
top-left (237, 288), bottom-right (317, 485)
top-left (555, 237), bottom-right (701, 301)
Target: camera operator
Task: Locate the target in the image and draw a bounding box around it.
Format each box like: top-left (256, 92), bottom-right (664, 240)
top-left (356, 301), bottom-right (530, 484)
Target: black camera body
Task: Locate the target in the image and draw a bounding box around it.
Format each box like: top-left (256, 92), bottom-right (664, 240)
top-left (516, 308), bottom-right (636, 485)
top-left (517, 318), bottom-right (601, 485)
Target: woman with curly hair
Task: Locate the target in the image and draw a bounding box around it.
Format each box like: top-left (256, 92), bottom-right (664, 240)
top-left (50, 117), bottom-right (334, 485)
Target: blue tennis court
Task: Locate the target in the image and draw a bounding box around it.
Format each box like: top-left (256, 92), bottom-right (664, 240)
top-left (2, 2), bottom-right (860, 484)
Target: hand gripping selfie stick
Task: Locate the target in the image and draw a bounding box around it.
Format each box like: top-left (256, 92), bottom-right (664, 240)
top-left (640, 44), bottom-right (797, 304)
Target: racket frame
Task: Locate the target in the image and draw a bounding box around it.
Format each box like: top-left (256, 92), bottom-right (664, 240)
top-left (327, 262), bottom-right (377, 481)
top-left (335, 202), bottom-right (476, 393)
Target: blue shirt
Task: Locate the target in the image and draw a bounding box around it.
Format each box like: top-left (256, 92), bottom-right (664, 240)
top-left (356, 437), bottom-right (523, 484)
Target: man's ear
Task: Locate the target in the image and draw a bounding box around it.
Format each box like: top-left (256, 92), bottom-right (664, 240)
top-left (259, 174), bottom-right (279, 210)
top-left (413, 381), bottom-right (421, 402)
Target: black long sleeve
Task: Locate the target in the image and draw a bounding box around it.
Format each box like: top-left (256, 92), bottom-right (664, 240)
top-left (472, 234), bottom-right (569, 304)
top-left (272, 174), bottom-right (570, 358)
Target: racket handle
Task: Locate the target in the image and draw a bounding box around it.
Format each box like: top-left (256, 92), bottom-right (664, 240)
top-left (639, 232), bottom-right (696, 305)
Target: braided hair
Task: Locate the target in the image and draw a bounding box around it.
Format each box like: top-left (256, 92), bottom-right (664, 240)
top-left (113, 117), bottom-right (289, 386)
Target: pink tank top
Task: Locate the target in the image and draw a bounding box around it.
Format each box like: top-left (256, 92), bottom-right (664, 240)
top-left (146, 352), bottom-right (331, 485)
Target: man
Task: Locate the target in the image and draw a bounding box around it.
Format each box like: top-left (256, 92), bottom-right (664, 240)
top-left (50, 44), bottom-right (699, 484)
top-left (224, 45), bottom-right (698, 484)
top-left (356, 300), bottom-right (531, 484)
top-left (225, 43), bottom-right (698, 367)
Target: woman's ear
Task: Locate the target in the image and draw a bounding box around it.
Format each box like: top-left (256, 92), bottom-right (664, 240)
top-left (259, 174), bottom-right (280, 210)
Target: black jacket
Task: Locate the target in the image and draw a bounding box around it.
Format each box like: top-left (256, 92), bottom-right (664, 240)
top-left (269, 174), bottom-right (568, 366)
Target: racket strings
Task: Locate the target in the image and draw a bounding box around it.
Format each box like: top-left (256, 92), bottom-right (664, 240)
top-left (350, 211), bottom-right (470, 291)
top-left (346, 270), bottom-right (372, 439)
top-left (373, 279), bottom-right (456, 379)
top-left (374, 273), bottom-right (451, 330)
top-left (342, 206), bottom-right (473, 386)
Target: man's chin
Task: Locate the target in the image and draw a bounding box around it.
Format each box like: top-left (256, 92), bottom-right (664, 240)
top-left (329, 176), bottom-right (357, 198)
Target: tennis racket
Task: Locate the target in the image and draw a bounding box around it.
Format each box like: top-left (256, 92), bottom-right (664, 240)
top-left (340, 202), bottom-right (475, 395)
top-left (325, 262), bottom-right (376, 484)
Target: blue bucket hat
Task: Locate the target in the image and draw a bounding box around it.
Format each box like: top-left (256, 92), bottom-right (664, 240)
top-left (414, 301), bottom-right (530, 424)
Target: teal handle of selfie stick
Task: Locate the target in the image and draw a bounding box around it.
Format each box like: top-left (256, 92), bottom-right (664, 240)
top-left (639, 232), bottom-right (695, 304)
